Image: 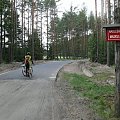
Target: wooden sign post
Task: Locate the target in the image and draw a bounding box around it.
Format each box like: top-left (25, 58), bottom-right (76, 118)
top-left (103, 24), bottom-right (120, 116)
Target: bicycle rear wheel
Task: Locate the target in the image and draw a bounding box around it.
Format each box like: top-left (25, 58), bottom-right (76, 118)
top-left (22, 67), bottom-right (26, 76)
top-left (29, 73), bottom-right (32, 78)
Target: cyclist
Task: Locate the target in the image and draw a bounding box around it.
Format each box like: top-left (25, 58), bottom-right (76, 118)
top-left (24, 52), bottom-right (32, 76)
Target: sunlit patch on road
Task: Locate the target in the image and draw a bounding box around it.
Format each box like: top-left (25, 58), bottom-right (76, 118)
top-left (49, 76), bottom-right (56, 79)
top-left (0, 71), bottom-right (10, 76)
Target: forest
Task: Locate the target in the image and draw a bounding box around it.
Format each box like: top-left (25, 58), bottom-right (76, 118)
top-left (0, 0), bottom-right (115, 65)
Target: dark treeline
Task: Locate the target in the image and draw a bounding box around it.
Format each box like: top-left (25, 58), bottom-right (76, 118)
top-left (0, 0), bottom-right (115, 65)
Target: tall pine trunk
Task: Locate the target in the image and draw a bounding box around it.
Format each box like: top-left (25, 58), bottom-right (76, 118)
top-left (0, 6), bottom-right (2, 64)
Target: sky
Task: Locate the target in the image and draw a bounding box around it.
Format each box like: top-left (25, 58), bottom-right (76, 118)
top-left (57, 0), bottom-right (101, 18)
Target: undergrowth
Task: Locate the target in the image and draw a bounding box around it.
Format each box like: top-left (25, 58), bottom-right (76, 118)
top-left (64, 73), bottom-right (115, 120)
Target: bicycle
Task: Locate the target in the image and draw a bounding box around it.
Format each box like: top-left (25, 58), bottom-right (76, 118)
top-left (21, 64), bottom-right (33, 78)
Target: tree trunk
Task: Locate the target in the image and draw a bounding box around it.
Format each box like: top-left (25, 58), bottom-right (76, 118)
top-left (114, 0), bottom-right (120, 117)
top-left (32, 0), bottom-right (35, 60)
top-left (0, 11), bottom-right (2, 64)
top-left (40, 1), bottom-right (43, 59)
top-left (46, 7), bottom-right (49, 60)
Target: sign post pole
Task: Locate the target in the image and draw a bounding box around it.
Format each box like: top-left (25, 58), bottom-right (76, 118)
top-left (115, 41), bottom-right (120, 116)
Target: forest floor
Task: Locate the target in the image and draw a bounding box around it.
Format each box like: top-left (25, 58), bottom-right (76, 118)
top-left (0, 60), bottom-right (116, 120)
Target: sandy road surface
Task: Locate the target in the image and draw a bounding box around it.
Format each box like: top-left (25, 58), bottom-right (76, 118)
top-left (0, 61), bottom-right (73, 120)
top-left (0, 79), bottom-right (65, 120)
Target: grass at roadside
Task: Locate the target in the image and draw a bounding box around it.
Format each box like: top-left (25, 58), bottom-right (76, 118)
top-left (64, 72), bottom-right (115, 120)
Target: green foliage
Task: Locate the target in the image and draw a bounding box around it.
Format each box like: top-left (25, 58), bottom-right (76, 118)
top-left (14, 48), bottom-right (25, 62)
top-left (88, 32), bottom-right (115, 65)
top-left (98, 38), bottom-right (107, 64)
top-left (43, 0), bottom-right (56, 9)
top-left (0, 0), bottom-right (23, 63)
top-left (88, 33), bottom-right (97, 62)
top-left (52, 6), bottom-right (88, 59)
top-left (88, 11), bottom-right (95, 32)
top-left (28, 30), bottom-right (43, 60)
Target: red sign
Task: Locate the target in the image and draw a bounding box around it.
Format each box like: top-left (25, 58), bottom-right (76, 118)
top-left (106, 28), bottom-right (120, 41)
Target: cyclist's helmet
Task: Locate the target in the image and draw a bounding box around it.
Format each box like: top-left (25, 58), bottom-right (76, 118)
top-left (27, 52), bottom-right (30, 55)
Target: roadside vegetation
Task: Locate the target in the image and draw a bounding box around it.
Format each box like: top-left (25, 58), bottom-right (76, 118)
top-left (64, 71), bottom-right (116, 120)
